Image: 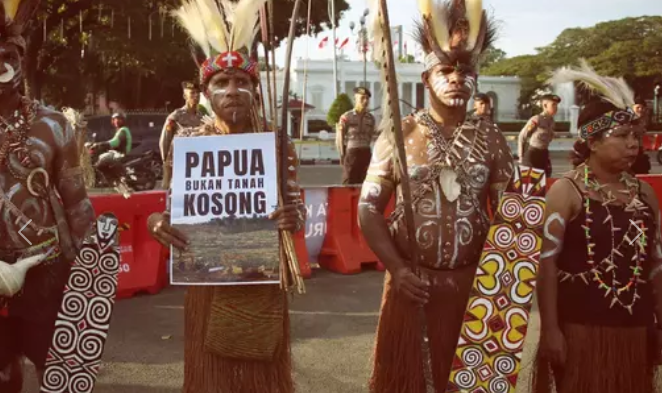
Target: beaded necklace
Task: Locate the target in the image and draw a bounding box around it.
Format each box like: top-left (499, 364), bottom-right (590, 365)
top-left (563, 164), bottom-right (648, 314)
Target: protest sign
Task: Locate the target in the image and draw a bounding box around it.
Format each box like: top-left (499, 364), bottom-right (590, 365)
top-left (169, 133), bottom-right (279, 285)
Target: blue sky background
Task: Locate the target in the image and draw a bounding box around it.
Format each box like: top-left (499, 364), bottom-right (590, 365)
top-left (274, 0), bottom-right (662, 66)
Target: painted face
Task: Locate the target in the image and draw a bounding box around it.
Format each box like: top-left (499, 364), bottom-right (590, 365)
top-left (474, 100), bottom-right (489, 116)
top-left (206, 70), bottom-right (255, 126)
top-left (591, 124), bottom-right (642, 171)
top-left (184, 88), bottom-right (201, 107)
top-left (543, 100), bottom-right (559, 116)
top-left (0, 43), bottom-right (22, 96)
top-left (425, 63), bottom-right (476, 109)
top-left (354, 93), bottom-right (369, 111)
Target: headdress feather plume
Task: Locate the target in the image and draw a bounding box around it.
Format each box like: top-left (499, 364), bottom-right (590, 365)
top-left (464, 0), bottom-right (482, 50)
top-left (413, 0), bottom-right (497, 69)
top-left (226, 0), bottom-right (266, 56)
top-left (418, 0), bottom-right (450, 52)
top-left (548, 59), bottom-right (635, 110)
top-left (172, 2), bottom-right (212, 56)
top-left (2, 0), bottom-right (20, 19)
top-left (368, 0), bottom-right (394, 142)
top-left (173, 0), bottom-right (265, 58)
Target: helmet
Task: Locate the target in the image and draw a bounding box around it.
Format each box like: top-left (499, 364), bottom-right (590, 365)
top-left (111, 112), bottom-right (126, 119)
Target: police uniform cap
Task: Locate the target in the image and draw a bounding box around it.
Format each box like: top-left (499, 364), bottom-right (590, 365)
top-left (353, 86), bottom-right (371, 98)
top-left (540, 94), bottom-right (561, 103)
top-left (474, 93), bottom-right (490, 103)
top-left (181, 81), bottom-right (200, 91)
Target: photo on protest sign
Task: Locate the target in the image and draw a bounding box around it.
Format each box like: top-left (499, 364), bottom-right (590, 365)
top-left (169, 133), bottom-right (279, 286)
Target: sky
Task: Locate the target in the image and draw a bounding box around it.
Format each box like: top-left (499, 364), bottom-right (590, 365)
top-left (273, 0), bottom-right (662, 66)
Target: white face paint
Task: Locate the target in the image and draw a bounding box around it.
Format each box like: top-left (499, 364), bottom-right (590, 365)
top-left (0, 63), bottom-right (15, 83)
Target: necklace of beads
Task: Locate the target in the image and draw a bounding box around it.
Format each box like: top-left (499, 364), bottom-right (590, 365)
top-left (561, 164), bottom-right (648, 314)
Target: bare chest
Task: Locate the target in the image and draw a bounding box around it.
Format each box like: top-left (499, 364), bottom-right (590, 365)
top-left (0, 130), bottom-right (59, 249)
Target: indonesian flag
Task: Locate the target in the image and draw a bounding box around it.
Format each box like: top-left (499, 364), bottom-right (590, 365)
top-left (318, 36), bottom-right (329, 49)
top-left (337, 37), bottom-right (349, 49)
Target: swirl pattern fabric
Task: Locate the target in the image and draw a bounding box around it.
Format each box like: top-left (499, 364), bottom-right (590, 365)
top-left (446, 166), bottom-right (547, 393)
top-left (40, 214), bottom-right (120, 393)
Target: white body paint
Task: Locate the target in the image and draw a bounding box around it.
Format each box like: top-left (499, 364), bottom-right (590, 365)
top-left (541, 212), bottom-right (566, 259)
top-left (0, 63), bottom-right (15, 83)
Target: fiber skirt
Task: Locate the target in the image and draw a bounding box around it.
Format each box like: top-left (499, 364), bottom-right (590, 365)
top-left (183, 286), bottom-right (293, 393)
top-left (533, 323), bottom-right (660, 393)
top-left (370, 265), bottom-right (476, 393)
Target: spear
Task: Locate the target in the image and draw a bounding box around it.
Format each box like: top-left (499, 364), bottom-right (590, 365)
top-left (372, 0), bottom-right (435, 391)
top-left (277, 0), bottom-right (306, 294)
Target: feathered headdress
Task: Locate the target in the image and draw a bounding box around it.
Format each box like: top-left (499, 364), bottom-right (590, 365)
top-left (413, 0), bottom-right (497, 72)
top-left (0, 0), bottom-right (40, 53)
top-left (548, 59), bottom-right (636, 139)
top-left (172, 0), bottom-right (266, 86)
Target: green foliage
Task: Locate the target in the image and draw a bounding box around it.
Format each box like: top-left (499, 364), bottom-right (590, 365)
top-left (23, 0), bottom-right (349, 110)
top-left (479, 47), bottom-right (506, 69)
top-left (327, 93), bottom-right (353, 126)
top-left (482, 16), bottom-right (662, 107)
top-left (398, 54), bottom-right (416, 63)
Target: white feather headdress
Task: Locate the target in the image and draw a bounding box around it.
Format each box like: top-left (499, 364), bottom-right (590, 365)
top-left (172, 0), bottom-right (266, 58)
top-left (547, 59), bottom-right (635, 110)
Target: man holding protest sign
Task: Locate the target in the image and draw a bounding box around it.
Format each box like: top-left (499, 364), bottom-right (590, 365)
top-left (147, 0), bottom-right (304, 391)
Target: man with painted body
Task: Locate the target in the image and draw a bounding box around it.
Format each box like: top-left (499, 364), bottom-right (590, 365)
top-left (336, 86), bottom-right (376, 185)
top-left (146, 0), bottom-right (304, 391)
top-left (0, 2), bottom-right (95, 391)
top-left (160, 81), bottom-right (206, 187)
top-left (358, 1), bottom-right (514, 390)
top-left (517, 94), bottom-right (561, 177)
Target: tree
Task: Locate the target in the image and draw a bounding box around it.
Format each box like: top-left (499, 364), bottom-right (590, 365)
top-left (479, 47), bottom-right (506, 69)
top-left (482, 16), bottom-right (662, 107)
top-left (22, 0), bottom-right (350, 109)
top-left (326, 93), bottom-right (353, 126)
top-left (399, 54), bottom-right (416, 63)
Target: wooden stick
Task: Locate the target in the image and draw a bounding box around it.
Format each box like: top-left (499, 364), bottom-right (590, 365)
top-left (277, 0), bottom-right (305, 294)
top-left (377, 1), bottom-right (435, 391)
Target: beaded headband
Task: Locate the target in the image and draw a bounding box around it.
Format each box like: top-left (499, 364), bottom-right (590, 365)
top-left (579, 109), bottom-right (635, 140)
top-left (199, 51), bottom-right (258, 86)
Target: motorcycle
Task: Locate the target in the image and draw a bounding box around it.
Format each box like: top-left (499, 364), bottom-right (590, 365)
top-left (87, 142), bottom-right (158, 195)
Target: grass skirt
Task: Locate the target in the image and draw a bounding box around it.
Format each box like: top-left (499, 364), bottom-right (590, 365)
top-left (533, 323), bottom-right (660, 393)
top-left (183, 286), bottom-right (293, 393)
top-left (370, 265), bottom-right (476, 393)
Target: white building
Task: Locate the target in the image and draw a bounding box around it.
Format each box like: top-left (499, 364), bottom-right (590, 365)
top-left (260, 59), bottom-right (522, 137)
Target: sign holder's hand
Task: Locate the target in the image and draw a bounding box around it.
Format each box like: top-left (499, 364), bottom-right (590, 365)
top-left (147, 211), bottom-right (190, 251)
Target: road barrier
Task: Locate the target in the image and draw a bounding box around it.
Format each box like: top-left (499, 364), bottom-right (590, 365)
top-left (91, 191), bottom-right (168, 299)
top-left (83, 174), bottom-right (662, 299)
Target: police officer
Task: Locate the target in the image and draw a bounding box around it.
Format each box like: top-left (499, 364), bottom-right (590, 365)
top-left (160, 81), bottom-right (206, 187)
top-left (336, 86), bottom-right (376, 185)
top-left (471, 93), bottom-right (494, 123)
top-left (517, 93), bottom-right (561, 176)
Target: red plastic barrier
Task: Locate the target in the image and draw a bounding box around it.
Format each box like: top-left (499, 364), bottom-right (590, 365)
top-left (91, 191), bottom-right (168, 299)
top-left (318, 187), bottom-right (391, 274)
top-left (643, 134), bottom-right (661, 151)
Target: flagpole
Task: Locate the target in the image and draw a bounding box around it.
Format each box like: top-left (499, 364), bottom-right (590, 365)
top-left (329, 0), bottom-right (339, 97)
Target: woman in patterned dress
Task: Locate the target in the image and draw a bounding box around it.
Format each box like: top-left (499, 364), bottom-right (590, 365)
top-left (535, 63), bottom-right (662, 393)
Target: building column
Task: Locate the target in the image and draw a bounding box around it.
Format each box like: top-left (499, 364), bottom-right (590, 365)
top-left (286, 111), bottom-right (292, 137)
top-left (303, 112), bottom-right (309, 137)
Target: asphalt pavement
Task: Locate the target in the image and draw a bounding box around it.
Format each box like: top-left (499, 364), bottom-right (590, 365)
top-left (22, 152), bottom-right (662, 392)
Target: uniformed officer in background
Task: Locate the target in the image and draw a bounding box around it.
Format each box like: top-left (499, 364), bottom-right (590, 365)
top-left (335, 86), bottom-right (376, 185)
